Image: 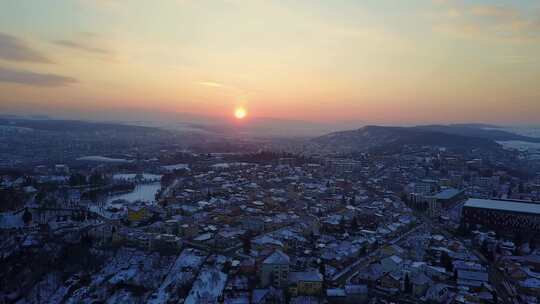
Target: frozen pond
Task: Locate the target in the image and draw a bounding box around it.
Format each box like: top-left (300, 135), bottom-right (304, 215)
top-left (106, 182), bottom-right (161, 204)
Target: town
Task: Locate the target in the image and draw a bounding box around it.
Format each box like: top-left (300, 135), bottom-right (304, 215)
top-left (3, 0), bottom-right (540, 302)
top-left (2, 135), bottom-right (540, 304)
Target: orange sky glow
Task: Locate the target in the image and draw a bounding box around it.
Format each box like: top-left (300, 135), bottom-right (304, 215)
top-left (0, 0), bottom-right (539, 125)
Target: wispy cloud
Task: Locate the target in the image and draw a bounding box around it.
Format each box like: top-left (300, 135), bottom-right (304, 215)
top-left (0, 66), bottom-right (77, 86)
top-left (431, 1), bottom-right (540, 42)
top-left (0, 32), bottom-right (50, 63)
top-left (196, 81), bottom-right (230, 89)
top-left (78, 0), bottom-right (121, 10)
top-left (498, 55), bottom-right (536, 64)
top-left (469, 5), bottom-right (518, 20)
top-left (195, 81), bottom-right (252, 102)
top-left (53, 39), bottom-right (110, 55)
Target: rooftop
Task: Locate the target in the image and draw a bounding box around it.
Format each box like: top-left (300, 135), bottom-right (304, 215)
top-left (289, 271), bottom-right (323, 283)
top-left (434, 188), bottom-right (463, 200)
top-left (464, 198), bottom-right (540, 215)
top-left (263, 250), bottom-right (290, 265)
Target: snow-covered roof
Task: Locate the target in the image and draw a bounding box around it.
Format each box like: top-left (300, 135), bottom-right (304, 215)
top-left (344, 284), bottom-right (368, 295)
top-left (289, 271), bottom-right (323, 283)
top-left (193, 232), bottom-right (213, 241)
top-left (253, 235), bottom-right (284, 247)
top-left (457, 270), bottom-right (488, 282)
top-left (263, 250), bottom-right (290, 265)
top-left (252, 289), bottom-right (271, 303)
top-left (434, 188), bottom-right (463, 200)
top-left (464, 198), bottom-right (540, 215)
top-left (388, 255), bottom-right (403, 264)
top-left (326, 288), bottom-right (346, 297)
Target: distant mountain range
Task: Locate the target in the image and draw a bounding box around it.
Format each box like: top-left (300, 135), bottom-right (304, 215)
top-left (2, 113), bottom-right (539, 149)
top-left (414, 124), bottom-right (540, 143)
top-left (2, 111), bottom-right (369, 138)
top-left (312, 124), bottom-right (540, 153)
top-left (0, 117), bottom-right (158, 133)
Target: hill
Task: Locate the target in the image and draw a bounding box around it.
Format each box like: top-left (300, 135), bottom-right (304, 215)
top-left (414, 125), bottom-right (540, 143)
top-left (311, 125), bottom-right (501, 153)
top-left (0, 118), bottom-right (158, 133)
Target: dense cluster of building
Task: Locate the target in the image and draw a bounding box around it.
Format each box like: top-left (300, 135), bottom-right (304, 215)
top-left (1, 143), bottom-right (540, 303)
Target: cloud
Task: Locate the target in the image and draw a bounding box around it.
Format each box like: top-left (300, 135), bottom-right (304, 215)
top-left (196, 81), bottom-right (229, 89)
top-left (195, 81), bottom-right (252, 100)
top-left (431, 1), bottom-right (540, 42)
top-left (0, 66), bottom-right (77, 87)
top-left (469, 5), bottom-right (518, 20)
top-left (0, 32), bottom-right (50, 63)
top-left (78, 0), bottom-right (122, 12)
top-left (195, 81), bottom-right (249, 94)
top-left (53, 39), bottom-right (111, 55)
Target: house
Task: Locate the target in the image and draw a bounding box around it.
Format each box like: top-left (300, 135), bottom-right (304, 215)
top-left (289, 271), bottom-right (323, 296)
top-left (242, 216), bottom-right (266, 233)
top-left (215, 227), bottom-right (245, 248)
top-left (290, 296), bottom-right (320, 304)
top-left (127, 205), bottom-right (151, 223)
top-left (410, 272), bottom-right (431, 297)
top-left (253, 235), bottom-right (284, 251)
top-left (88, 221), bottom-right (121, 246)
top-left (380, 271), bottom-right (401, 290)
top-left (355, 263), bottom-right (384, 285)
top-left (381, 244), bottom-right (405, 257)
top-left (251, 287), bottom-right (284, 304)
top-left (179, 223), bottom-right (199, 239)
top-left (240, 258), bottom-right (256, 275)
top-left (151, 234), bottom-right (182, 252)
top-left (425, 284), bottom-right (450, 303)
top-left (426, 188), bottom-right (465, 217)
top-left (326, 285), bottom-right (368, 304)
top-left (344, 284), bottom-right (368, 303)
top-left (381, 255), bottom-right (403, 273)
top-left (260, 250), bottom-right (290, 288)
top-left (326, 288), bottom-right (346, 303)
top-left (457, 270), bottom-right (489, 287)
top-left (425, 265), bottom-right (449, 280)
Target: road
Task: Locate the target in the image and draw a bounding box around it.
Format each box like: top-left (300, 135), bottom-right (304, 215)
top-left (330, 222), bottom-right (426, 285)
top-left (428, 214), bottom-right (519, 304)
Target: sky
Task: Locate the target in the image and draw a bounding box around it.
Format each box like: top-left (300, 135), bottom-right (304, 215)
top-left (0, 0), bottom-right (539, 125)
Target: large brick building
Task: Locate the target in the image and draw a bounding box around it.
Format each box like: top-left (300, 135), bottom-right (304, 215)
top-left (462, 198), bottom-right (540, 234)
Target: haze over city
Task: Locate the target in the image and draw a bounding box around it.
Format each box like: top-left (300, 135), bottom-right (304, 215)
top-left (1, 0), bottom-right (540, 126)
top-left (3, 2), bottom-right (540, 304)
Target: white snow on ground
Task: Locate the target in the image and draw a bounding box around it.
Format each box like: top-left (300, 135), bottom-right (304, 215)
top-left (184, 266), bottom-right (227, 304)
top-left (147, 248), bottom-right (207, 304)
top-left (63, 248), bottom-right (175, 303)
top-left (105, 249), bottom-right (175, 290)
top-left (10, 247), bottom-right (217, 303)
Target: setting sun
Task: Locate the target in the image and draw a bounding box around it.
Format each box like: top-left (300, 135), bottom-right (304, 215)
top-left (234, 107), bottom-right (247, 120)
